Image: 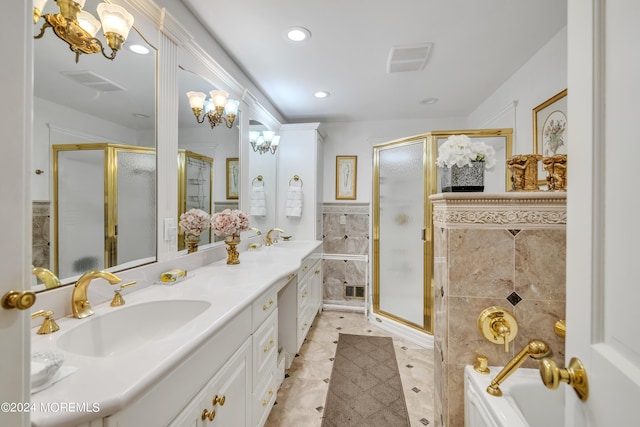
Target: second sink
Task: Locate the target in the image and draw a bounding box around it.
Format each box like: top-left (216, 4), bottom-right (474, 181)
top-left (57, 300), bottom-right (211, 357)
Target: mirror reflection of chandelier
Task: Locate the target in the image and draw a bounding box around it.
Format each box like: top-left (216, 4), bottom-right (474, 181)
top-left (186, 90), bottom-right (240, 129)
top-left (33, 0), bottom-right (135, 63)
top-left (249, 131), bottom-right (279, 155)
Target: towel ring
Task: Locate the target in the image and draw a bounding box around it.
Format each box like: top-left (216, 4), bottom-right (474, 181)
top-left (289, 175), bottom-right (303, 188)
top-left (252, 175), bottom-right (264, 186)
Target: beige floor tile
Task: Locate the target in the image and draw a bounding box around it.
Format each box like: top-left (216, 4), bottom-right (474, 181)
top-left (265, 310), bottom-right (434, 427)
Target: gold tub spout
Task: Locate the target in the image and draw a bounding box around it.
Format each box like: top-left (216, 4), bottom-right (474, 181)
top-left (71, 270), bottom-right (122, 319)
top-left (265, 228), bottom-right (285, 246)
top-left (486, 339), bottom-right (551, 397)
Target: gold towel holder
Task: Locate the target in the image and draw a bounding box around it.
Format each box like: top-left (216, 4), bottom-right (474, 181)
top-left (252, 175), bottom-right (264, 186)
top-left (289, 175), bottom-right (303, 187)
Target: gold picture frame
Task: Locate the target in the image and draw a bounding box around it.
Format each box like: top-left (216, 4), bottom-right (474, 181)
top-left (533, 89), bottom-right (567, 184)
top-left (226, 157), bottom-right (239, 200)
top-left (336, 156), bottom-right (357, 200)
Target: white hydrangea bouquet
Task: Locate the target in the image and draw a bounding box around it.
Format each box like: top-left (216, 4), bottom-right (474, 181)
top-left (179, 208), bottom-right (211, 236)
top-left (435, 134), bottom-right (497, 170)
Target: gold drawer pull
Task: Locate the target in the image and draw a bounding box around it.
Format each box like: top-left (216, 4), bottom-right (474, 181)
top-left (269, 338), bottom-right (275, 346)
top-left (261, 390), bottom-right (274, 407)
top-left (263, 345), bottom-right (269, 353)
top-left (201, 409), bottom-right (215, 422)
top-left (314, 269), bottom-right (320, 274)
top-left (212, 394), bottom-right (226, 406)
top-left (302, 291), bottom-right (308, 298)
top-left (262, 298), bottom-right (274, 311)
top-left (287, 273), bottom-right (295, 281)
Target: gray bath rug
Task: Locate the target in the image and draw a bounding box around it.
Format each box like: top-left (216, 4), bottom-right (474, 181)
top-left (321, 333), bottom-right (410, 427)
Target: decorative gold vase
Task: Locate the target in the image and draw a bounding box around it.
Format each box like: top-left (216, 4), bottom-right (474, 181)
top-left (542, 154), bottom-right (568, 191)
top-left (506, 154), bottom-right (543, 191)
top-left (225, 234), bottom-right (240, 264)
top-left (184, 233), bottom-right (200, 253)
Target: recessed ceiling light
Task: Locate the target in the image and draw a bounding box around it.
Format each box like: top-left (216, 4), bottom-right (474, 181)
top-left (128, 44), bottom-right (150, 55)
top-left (420, 97), bottom-right (439, 105)
top-left (314, 91), bottom-right (330, 99)
top-left (287, 27), bottom-right (311, 42)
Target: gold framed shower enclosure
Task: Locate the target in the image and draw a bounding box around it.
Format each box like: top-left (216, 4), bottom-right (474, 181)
top-left (372, 129), bottom-right (513, 334)
top-left (52, 143), bottom-right (156, 279)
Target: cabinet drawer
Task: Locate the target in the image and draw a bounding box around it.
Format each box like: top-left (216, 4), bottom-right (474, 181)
top-left (298, 280), bottom-right (310, 312)
top-left (252, 372), bottom-right (277, 427)
top-left (296, 304), bottom-right (316, 351)
top-left (253, 309), bottom-right (278, 387)
top-left (252, 284), bottom-right (278, 331)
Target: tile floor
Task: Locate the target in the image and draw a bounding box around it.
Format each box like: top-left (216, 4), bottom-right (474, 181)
top-left (265, 310), bottom-right (434, 427)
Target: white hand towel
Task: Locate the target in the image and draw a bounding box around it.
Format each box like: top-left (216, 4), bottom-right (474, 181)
top-left (250, 185), bottom-right (267, 216)
top-left (286, 186), bottom-right (303, 217)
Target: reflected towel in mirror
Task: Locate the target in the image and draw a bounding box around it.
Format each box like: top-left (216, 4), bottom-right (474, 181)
top-left (250, 185), bottom-right (267, 216)
top-left (286, 186), bottom-right (303, 217)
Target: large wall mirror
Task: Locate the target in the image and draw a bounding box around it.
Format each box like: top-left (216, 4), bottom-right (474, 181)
top-left (32, 0), bottom-right (157, 291)
top-left (178, 67), bottom-right (240, 248)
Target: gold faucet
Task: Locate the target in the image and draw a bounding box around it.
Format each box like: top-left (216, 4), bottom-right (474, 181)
top-left (31, 309), bottom-right (60, 334)
top-left (32, 267), bottom-right (61, 289)
top-left (71, 270), bottom-right (122, 319)
top-left (265, 228), bottom-right (284, 246)
top-left (486, 339), bottom-right (551, 397)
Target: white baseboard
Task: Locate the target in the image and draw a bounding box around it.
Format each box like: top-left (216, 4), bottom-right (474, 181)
top-left (322, 304), bottom-right (366, 313)
top-left (367, 314), bottom-right (434, 349)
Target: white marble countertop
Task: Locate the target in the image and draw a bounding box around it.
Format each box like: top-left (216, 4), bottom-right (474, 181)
top-left (30, 240), bottom-right (322, 427)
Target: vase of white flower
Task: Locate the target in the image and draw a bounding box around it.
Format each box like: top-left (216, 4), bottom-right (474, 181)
top-left (436, 135), bottom-right (496, 192)
top-left (439, 161), bottom-right (486, 192)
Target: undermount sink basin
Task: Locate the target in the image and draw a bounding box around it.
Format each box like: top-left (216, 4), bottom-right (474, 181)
top-left (56, 300), bottom-right (211, 357)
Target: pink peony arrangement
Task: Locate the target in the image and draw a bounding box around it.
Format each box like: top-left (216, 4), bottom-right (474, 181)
top-left (211, 209), bottom-right (250, 237)
top-left (179, 208), bottom-right (211, 235)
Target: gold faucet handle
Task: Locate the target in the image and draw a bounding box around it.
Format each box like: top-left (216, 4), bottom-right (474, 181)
top-left (110, 281), bottom-right (136, 307)
top-left (31, 309), bottom-right (60, 334)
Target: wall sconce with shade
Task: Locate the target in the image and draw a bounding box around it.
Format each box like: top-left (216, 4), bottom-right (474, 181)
top-left (33, 0), bottom-right (135, 63)
top-left (186, 90), bottom-right (240, 129)
top-left (249, 131), bottom-right (279, 155)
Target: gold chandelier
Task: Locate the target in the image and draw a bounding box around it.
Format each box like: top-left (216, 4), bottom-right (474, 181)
top-left (186, 90), bottom-right (240, 129)
top-left (33, 0), bottom-right (135, 63)
top-left (249, 131), bottom-right (279, 155)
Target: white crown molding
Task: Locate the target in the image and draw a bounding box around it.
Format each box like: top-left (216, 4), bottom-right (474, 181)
top-left (431, 192), bottom-right (567, 229)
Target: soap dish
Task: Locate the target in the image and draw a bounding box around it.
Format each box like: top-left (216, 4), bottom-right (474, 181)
top-left (31, 349), bottom-right (64, 387)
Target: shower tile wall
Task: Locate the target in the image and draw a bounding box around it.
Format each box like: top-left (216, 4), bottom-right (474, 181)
top-left (322, 204), bottom-right (369, 308)
top-left (32, 201), bottom-right (50, 270)
top-left (431, 193), bottom-right (567, 427)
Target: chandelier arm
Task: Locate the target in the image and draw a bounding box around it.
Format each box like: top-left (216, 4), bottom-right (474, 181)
top-left (95, 38), bottom-right (118, 61)
top-left (195, 114), bottom-right (206, 124)
top-left (34, 21), bottom-right (51, 40)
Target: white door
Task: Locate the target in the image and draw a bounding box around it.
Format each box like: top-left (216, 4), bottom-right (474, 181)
top-left (566, 0), bottom-right (640, 425)
top-left (0, 1), bottom-right (34, 426)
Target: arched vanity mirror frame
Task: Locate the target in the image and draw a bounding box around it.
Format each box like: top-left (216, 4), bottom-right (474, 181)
top-left (372, 128), bottom-right (513, 335)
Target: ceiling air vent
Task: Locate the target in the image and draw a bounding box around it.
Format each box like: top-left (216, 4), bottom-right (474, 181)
top-left (60, 71), bottom-right (126, 92)
top-left (386, 42), bottom-right (433, 73)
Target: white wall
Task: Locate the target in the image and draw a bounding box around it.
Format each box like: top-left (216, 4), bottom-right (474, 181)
top-left (321, 117), bottom-right (466, 203)
top-left (321, 26), bottom-right (567, 204)
top-left (467, 26), bottom-right (567, 154)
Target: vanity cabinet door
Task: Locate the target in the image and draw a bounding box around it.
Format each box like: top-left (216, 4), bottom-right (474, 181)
top-left (309, 259), bottom-right (323, 314)
top-left (169, 339), bottom-right (252, 427)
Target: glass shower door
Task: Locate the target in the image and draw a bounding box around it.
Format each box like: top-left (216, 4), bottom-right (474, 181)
top-left (373, 137), bottom-right (428, 331)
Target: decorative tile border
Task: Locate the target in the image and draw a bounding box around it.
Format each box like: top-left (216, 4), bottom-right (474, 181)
top-left (323, 203), bottom-right (370, 214)
top-left (430, 193), bottom-right (566, 229)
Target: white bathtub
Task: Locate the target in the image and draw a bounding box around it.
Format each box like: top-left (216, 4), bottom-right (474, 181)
top-left (464, 365), bottom-right (564, 427)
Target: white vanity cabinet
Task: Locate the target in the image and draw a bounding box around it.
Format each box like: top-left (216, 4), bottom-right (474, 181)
top-left (169, 339), bottom-right (252, 427)
top-left (278, 248), bottom-right (324, 368)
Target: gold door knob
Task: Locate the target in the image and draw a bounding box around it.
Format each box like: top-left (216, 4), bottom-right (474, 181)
top-left (201, 408), bottom-right (215, 422)
top-left (2, 290), bottom-right (36, 310)
top-left (212, 394), bottom-right (225, 406)
top-left (539, 357), bottom-right (589, 401)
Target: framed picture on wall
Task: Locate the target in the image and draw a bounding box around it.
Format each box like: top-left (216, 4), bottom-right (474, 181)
top-left (226, 157), bottom-right (239, 199)
top-left (336, 155), bottom-right (357, 200)
top-left (532, 89), bottom-right (567, 184)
